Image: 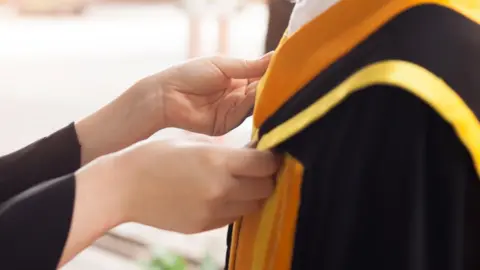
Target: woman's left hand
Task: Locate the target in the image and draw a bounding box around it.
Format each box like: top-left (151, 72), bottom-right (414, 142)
top-left (75, 53), bottom-right (272, 164)
top-left (140, 53), bottom-right (272, 135)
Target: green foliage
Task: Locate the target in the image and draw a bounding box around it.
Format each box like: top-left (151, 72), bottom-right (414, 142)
top-left (146, 253), bottom-right (186, 270)
top-left (143, 251), bottom-right (218, 270)
top-left (199, 254), bottom-right (217, 270)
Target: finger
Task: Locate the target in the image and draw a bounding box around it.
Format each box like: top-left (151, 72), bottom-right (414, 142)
top-left (226, 148), bottom-right (280, 177)
top-left (210, 52), bottom-right (273, 79)
top-left (229, 177), bottom-right (275, 201)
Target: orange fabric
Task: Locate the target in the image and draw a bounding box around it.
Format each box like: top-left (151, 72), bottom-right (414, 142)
top-left (261, 156), bottom-right (304, 270)
top-left (253, 0), bottom-right (480, 129)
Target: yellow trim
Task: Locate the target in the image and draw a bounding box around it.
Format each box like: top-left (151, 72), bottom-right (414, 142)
top-left (257, 60), bottom-right (480, 176)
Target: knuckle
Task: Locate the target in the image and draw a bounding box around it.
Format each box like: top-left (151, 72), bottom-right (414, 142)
top-left (206, 181), bottom-right (229, 202)
top-left (205, 148), bottom-right (226, 168)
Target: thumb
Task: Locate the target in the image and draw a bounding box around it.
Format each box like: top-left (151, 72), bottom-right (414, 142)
top-left (210, 52), bottom-right (273, 79)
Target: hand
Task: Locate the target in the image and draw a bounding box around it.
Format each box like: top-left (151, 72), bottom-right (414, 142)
top-left (113, 139), bottom-right (279, 234)
top-left (143, 53), bottom-right (273, 135)
top-left (75, 53), bottom-right (272, 165)
top-left (60, 138), bottom-right (279, 266)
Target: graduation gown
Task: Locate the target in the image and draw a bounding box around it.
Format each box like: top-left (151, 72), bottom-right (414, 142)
top-left (226, 1), bottom-right (480, 269)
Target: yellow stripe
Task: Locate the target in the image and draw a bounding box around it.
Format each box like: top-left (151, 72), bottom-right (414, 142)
top-left (250, 161), bottom-right (284, 270)
top-left (257, 60), bottom-right (480, 176)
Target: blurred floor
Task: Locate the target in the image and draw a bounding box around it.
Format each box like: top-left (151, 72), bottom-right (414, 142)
top-left (0, 2), bottom-right (266, 269)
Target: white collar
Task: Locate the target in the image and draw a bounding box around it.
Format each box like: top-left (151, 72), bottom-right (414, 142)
top-left (287, 0), bottom-right (340, 36)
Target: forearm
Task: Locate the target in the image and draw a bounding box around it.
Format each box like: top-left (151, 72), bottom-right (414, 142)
top-left (75, 84), bottom-right (165, 166)
top-left (59, 156), bottom-right (126, 266)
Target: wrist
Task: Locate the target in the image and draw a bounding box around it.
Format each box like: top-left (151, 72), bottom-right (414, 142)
top-left (61, 155), bottom-right (128, 265)
top-left (75, 155), bottom-right (128, 228)
top-left (75, 83), bottom-right (166, 165)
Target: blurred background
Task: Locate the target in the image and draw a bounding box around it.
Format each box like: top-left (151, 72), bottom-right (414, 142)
top-left (0, 0), bottom-right (294, 269)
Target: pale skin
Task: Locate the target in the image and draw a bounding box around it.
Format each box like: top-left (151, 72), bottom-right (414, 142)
top-left (58, 53), bottom-right (279, 267)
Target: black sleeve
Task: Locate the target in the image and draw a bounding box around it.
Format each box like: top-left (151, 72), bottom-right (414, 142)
top-left (0, 174), bottom-right (75, 269)
top-left (0, 124), bottom-right (81, 269)
top-left (0, 123), bottom-right (81, 204)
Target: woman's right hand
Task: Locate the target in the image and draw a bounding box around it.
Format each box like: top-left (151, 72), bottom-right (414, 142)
top-left (115, 138), bottom-right (279, 233)
top-left (60, 138), bottom-right (279, 266)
